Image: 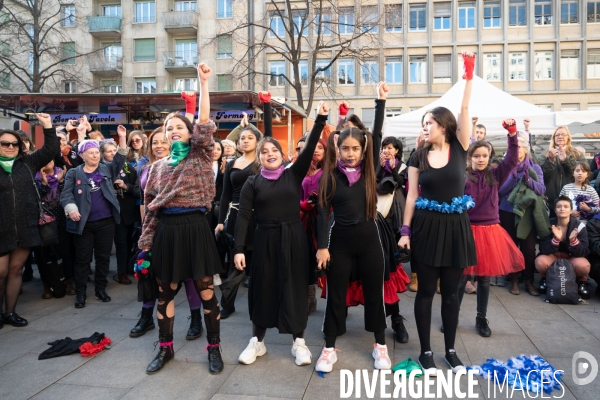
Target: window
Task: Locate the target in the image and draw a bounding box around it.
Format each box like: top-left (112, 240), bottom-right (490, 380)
top-left (361, 6), bottom-right (379, 33)
top-left (217, 74), bottom-right (233, 91)
top-left (103, 81), bottom-right (122, 93)
top-left (361, 109), bottom-right (375, 127)
top-left (217, 0), bottom-right (232, 18)
top-left (509, 0), bottom-right (527, 26)
top-left (315, 10), bottom-right (331, 35)
top-left (509, 52), bottom-right (527, 80)
top-left (103, 5), bottom-right (122, 17)
top-left (386, 108), bottom-right (402, 118)
top-left (535, 0), bottom-right (553, 25)
top-left (338, 59), bottom-right (355, 85)
top-left (216, 35), bottom-right (232, 58)
top-left (434, 2), bottom-right (451, 30)
top-left (175, 78), bottom-right (198, 91)
top-left (483, 53), bottom-right (502, 81)
top-left (62, 42), bottom-right (76, 64)
top-left (134, 38), bottom-right (155, 62)
top-left (588, 103), bottom-right (600, 109)
top-left (362, 61), bottom-right (379, 85)
top-left (588, 49), bottom-right (600, 78)
top-left (269, 61), bottom-right (285, 87)
top-left (561, 0), bottom-right (579, 23)
top-left (537, 104), bottom-right (554, 110)
top-left (135, 78), bottom-right (156, 93)
top-left (292, 11), bottom-right (308, 36)
top-left (61, 5), bottom-right (76, 27)
top-left (484, 1), bottom-right (501, 27)
top-left (103, 43), bottom-right (122, 59)
top-left (562, 103), bottom-right (580, 111)
top-left (175, 1), bottom-right (196, 11)
top-left (63, 81), bottom-right (76, 93)
top-left (459, 2), bottom-right (476, 29)
top-left (269, 14), bottom-right (285, 37)
top-left (176, 40), bottom-right (196, 64)
top-left (589, 1), bottom-right (600, 22)
top-left (292, 60), bottom-right (308, 86)
top-left (433, 54), bottom-right (452, 83)
top-left (534, 51), bottom-right (553, 79)
top-left (134, 1), bottom-right (155, 23)
top-left (385, 57), bottom-right (403, 83)
top-left (0, 72), bottom-right (9, 88)
top-left (409, 4), bottom-right (427, 31)
top-left (385, 4), bottom-right (403, 32)
top-left (315, 60), bottom-right (331, 84)
top-left (339, 8), bottom-right (355, 34)
top-left (409, 56), bottom-right (427, 83)
top-left (561, 50), bottom-right (580, 79)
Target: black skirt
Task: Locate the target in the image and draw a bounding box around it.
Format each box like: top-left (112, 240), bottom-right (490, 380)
top-left (410, 208), bottom-right (477, 268)
top-left (152, 211), bottom-right (224, 283)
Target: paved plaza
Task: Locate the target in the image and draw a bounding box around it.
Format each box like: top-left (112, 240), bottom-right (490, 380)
top-left (1, 257), bottom-right (600, 400)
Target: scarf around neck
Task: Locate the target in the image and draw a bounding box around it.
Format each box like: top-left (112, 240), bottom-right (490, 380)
top-left (169, 141), bottom-right (190, 167)
top-left (0, 155), bottom-right (17, 175)
top-left (383, 158), bottom-right (400, 174)
top-left (261, 164), bottom-right (285, 180)
top-left (337, 159), bottom-right (362, 186)
top-left (36, 167), bottom-right (61, 202)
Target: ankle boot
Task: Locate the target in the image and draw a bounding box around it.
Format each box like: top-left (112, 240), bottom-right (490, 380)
top-left (206, 335), bottom-right (224, 374)
top-left (408, 273), bottom-right (418, 292)
top-left (130, 307), bottom-right (155, 338)
top-left (475, 316), bottom-right (492, 337)
top-left (510, 279), bottom-right (520, 295)
top-left (42, 282), bottom-right (53, 299)
top-left (146, 335), bottom-right (174, 374)
top-left (186, 309), bottom-right (203, 340)
top-left (391, 315), bottom-right (409, 343)
top-left (65, 279), bottom-right (76, 296)
top-left (307, 284), bottom-right (317, 315)
top-left (525, 280), bottom-right (539, 296)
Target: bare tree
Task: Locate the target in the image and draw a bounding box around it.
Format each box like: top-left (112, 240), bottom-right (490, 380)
top-left (214, 0), bottom-right (385, 114)
top-left (0, 0), bottom-right (100, 93)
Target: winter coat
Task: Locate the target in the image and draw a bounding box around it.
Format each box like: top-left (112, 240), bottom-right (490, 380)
top-left (540, 151), bottom-right (587, 206)
top-left (539, 217), bottom-right (589, 258)
top-left (104, 153), bottom-right (139, 226)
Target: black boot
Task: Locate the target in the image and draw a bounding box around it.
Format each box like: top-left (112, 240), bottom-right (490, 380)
top-left (146, 335), bottom-right (174, 374)
top-left (206, 335), bottom-right (224, 374)
top-left (391, 315), bottom-right (409, 343)
top-left (130, 307), bottom-right (155, 338)
top-left (475, 316), bottom-right (492, 337)
top-left (186, 309), bottom-right (203, 340)
top-left (578, 281), bottom-right (590, 300)
top-left (538, 277), bottom-right (547, 294)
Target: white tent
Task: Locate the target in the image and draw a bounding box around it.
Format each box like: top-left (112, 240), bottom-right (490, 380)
top-left (383, 76), bottom-right (556, 145)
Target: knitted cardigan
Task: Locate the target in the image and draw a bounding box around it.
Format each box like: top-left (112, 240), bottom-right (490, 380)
top-left (138, 120), bottom-right (216, 250)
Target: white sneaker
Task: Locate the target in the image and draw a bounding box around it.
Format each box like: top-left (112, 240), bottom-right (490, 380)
top-left (291, 338), bottom-right (312, 366)
top-left (238, 337), bottom-right (267, 365)
top-left (372, 343), bottom-right (392, 370)
top-left (315, 347), bottom-right (338, 372)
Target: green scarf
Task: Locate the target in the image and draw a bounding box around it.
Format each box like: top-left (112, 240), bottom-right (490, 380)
top-left (0, 155), bottom-right (16, 176)
top-left (169, 141), bottom-right (191, 167)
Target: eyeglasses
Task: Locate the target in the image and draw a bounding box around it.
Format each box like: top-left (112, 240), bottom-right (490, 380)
top-left (554, 134), bottom-right (568, 138)
top-left (0, 141), bottom-right (19, 148)
top-left (131, 138), bottom-right (142, 143)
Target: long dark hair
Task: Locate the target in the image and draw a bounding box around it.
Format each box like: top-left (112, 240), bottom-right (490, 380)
top-left (573, 161), bottom-right (592, 190)
top-left (319, 127), bottom-right (377, 220)
top-left (414, 107), bottom-right (457, 172)
top-left (465, 140), bottom-right (496, 186)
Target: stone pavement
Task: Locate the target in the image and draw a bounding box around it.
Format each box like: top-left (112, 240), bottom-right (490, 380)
top-left (1, 258), bottom-right (600, 400)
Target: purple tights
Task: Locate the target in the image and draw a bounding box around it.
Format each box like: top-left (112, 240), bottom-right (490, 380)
top-left (142, 278), bottom-right (201, 310)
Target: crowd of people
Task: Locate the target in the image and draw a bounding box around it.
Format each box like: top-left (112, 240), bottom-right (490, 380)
top-left (2, 55), bottom-right (600, 378)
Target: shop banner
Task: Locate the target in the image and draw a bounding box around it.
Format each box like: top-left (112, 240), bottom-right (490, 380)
top-left (51, 113), bottom-right (128, 125)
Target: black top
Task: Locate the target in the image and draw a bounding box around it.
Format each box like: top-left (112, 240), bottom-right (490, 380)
top-left (407, 137), bottom-right (467, 204)
top-left (317, 99), bottom-right (385, 249)
top-left (233, 114), bottom-right (328, 253)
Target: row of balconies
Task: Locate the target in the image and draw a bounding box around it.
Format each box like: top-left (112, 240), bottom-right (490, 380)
top-left (86, 52), bottom-right (198, 75)
top-left (86, 12), bottom-right (198, 38)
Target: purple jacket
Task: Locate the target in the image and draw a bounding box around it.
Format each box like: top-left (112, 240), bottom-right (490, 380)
top-left (465, 134), bottom-right (519, 225)
top-left (499, 158), bottom-right (546, 213)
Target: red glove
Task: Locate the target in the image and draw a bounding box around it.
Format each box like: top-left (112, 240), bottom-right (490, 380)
top-left (300, 200), bottom-right (314, 211)
top-left (461, 53), bottom-right (475, 80)
top-left (502, 120), bottom-right (517, 135)
top-left (181, 92), bottom-right (197, 115)
top-left (258, 92), bottom-right (271, 103)
top-left (339, 103), bottom-right (350, 117)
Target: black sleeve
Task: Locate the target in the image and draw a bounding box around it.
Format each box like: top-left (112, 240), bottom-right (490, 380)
top-left (126, 163), bottom-right (138, 197)
top-left (372, 99), bottom-right (385, 175)
top-left (233, 177), bottom-right (255, 254)
top-left (25, 127), bottom-right (60, 171)
top-left (290, 114), bottom-right (327, 180)
top-left (407, 151), bottom-right (420, 169)
top-left (317, 175), bottom-right (332, 249)
top-left (134, 175), bottom-right (143, 204)
top-left (263, 101), bottom-right (273, 138)
top-left (588, 220), bottom-right (600, 256)
top-left (218, 160), bottom-right (235, 224)
top-left (38, 181), bottom-right (51, 198)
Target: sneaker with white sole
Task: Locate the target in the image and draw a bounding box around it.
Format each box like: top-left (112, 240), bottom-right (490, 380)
top-left (418, 351), bottom-right (438, 376)
top-left (291, 338), bottom-right (312, 366)
top-left (238, 337), bottom-right (267, 365)
top-left (445, 349), bottom-right (466, 373)
top-left (315, 347), bottom-right (338, 372)
top-left (372, 343), bottom-right (392, 370)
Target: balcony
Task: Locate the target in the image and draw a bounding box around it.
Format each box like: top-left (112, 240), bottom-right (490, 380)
top-left (87, 16), bottom-right (122, 38)
top-left (87, 55), bottom-right (123, 76)
top-left (163, 51), bottom-right (198, 72)
top-left (163, 12), bottom-right (198, 34)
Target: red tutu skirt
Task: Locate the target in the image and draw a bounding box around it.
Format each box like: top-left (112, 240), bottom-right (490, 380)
top-left (463, 224), bottom-right (525, 276)
top-left (318, 265), bottom-right (410, 306)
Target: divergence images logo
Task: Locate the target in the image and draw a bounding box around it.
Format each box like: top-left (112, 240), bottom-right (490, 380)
top-left (572, 351), bottom-right (598, 386)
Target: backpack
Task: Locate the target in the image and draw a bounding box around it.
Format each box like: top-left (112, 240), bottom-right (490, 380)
top-left (545, 259), bottom-right (581, 304)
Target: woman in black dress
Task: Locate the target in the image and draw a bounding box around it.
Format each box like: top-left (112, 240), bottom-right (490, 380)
top-left (399, 52), bottom-right (477, 375)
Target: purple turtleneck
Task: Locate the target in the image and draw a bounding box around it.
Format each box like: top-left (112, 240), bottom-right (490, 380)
top-left (301, 169), bottom-right (323, 201)
top-left (464, 134), bottom-right (519, 225)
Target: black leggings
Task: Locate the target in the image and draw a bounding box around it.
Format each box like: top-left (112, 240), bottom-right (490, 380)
top-left (457, 275), bottom-right (491, 319)
top-left (414, 262), bottom-right (464, 354)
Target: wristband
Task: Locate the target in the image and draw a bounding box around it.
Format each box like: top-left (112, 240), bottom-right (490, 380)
top-left (551, 238), bottom-right (560, 247)
top-left (461, 53), bottom-right (475, 80)
top-left (339, 103), bottom-right (350, 116)
top-left (400, 225), bottom-right (412, 237)
top-left (502, 121), bottom-right (517, 134)
top-left (258, 92), bottom-right (271, 103)
top-left (569, 238), bottom-right (580, 247)
top-left (181, 92), bottom-right (197, 115)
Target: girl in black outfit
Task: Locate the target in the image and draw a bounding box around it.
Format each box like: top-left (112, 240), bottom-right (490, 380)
top-left (233, 101), bottom-right (328, 367)
top-left (315, 82), bottom-right (391, 372)
top-left (215, 92), bottom-right (272, 318)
